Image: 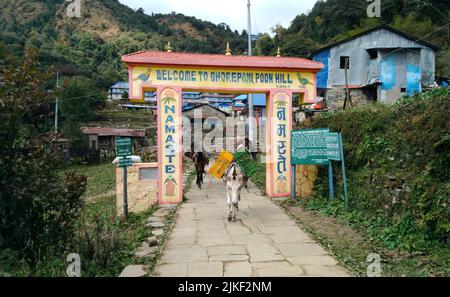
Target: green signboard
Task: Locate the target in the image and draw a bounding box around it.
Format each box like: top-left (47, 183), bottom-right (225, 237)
top-left (116, 137), bottom-right (132, 158)
top-left (291, 129), bottom-right (330, 165)
top-left (118, 157), bottom-right (133, 168)
top-left (326, 133), bottom-right (341, 161)
top-left (291, 129), bottom-right (349, 209)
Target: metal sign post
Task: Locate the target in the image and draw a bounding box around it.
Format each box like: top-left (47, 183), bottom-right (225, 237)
top-left (291, 165), bottom-right (296, 200)
top-left (123, 166), bottom-right (128, 219)
top-left (326, 132), bottom-right (340, 201)
top-left (339, 133), bottom-right (349, 208)
top-left (116, 137), bottom-right (132, 219)
top-left (328, 161), bottom-right (334, 200)
top-left (291, 129), bottom-right (349, 208)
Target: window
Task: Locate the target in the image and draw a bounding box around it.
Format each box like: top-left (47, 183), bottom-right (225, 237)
top-left (340, 56), bottom-right (350, 69)
top-left (368, 49), bottom-right (378, 60)
top-left (401, 88), bottom-right (406, 93)
top-left (139, 168), bottom-right (158, 180)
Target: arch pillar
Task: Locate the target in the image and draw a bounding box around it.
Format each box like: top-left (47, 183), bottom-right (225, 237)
top-left (266, 90), bottom-right (293, 198)
top-left (157, 87), bottom-right (183, 205)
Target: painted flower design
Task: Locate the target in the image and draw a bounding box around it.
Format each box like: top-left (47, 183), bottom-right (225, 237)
top-left (274, 99), bottom-right (287, 108)
top-left (276, 175), bottom-right (288, 194)
top-left (164, 177), bottom-right (178, 197)
top-left (161, 97), bottom-right (178, 104)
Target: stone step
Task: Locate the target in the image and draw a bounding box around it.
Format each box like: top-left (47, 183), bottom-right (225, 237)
top-left (119, 265), bottom-right (148, 277)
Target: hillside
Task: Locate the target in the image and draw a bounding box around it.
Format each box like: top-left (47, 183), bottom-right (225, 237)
top-left (258, 0), bottom-right (450, 77)
top-left (0, 0), bottom-right (248, 88)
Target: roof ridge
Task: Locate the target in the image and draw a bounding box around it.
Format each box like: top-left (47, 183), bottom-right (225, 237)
top-left (311, 24), bottom-right (437, 56)
top-left (122, 50), bottom-right (324, 71)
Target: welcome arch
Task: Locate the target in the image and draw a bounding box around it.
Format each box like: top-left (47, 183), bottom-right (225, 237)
top-left (122, 50), bottom-right (323, 205)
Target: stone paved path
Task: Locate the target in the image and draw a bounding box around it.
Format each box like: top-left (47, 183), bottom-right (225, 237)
top-left (154, 177), bottom-right (350, 277)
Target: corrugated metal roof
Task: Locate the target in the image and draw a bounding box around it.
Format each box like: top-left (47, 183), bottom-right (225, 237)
top-left (182, 104), bottom-right (231, 116)
top-left (311, 25), bottom-right (437, 57)
top-left (122, 51), bottom-right (323, 71)
top-left (111, 82), bottom-right (129, 89)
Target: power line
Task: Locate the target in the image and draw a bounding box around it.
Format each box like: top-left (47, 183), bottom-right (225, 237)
top-left (380, 22), bottom-right (449, 62)
top-left (55, 70), bottom-right (59, 133)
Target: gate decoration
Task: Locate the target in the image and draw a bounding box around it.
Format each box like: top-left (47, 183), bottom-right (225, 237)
top-left (122, 50), bottom-right (323, 204)
top-left (267, 91), bottom-right (292, 197)
top-left (158, 88), bottom-right (183, 204)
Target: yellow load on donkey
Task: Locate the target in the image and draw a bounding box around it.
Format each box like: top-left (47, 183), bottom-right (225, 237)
top-left (208, 150), bottom-right (259, 180)
top-left (208, 150), bottom-right (234, 179)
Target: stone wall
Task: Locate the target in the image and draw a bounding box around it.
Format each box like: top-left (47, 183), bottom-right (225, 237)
top-left (325, 88), bottom-right (368, 111)
top-left (116, 163), bottom-right (158, 217)
top-left (295, 165), bottom-right (318, 198)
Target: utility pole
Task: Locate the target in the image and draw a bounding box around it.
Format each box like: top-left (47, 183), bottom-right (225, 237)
top-left (247, 0), bottom-right (255, 150)
top-left (55, 70), bottom-right (59, 133)
top-left (343, 58), bottom-right (352, 110)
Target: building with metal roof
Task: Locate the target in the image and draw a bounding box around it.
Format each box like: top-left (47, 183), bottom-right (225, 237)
top-left (311, 25), bottom-right (436, 109)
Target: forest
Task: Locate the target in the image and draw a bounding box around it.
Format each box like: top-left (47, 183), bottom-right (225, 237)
top-left (1, 0), bottom-right (448, 90)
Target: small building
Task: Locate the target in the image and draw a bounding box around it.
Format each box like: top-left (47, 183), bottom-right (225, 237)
top-left (182, 104), bottom-right (232, 152)
top-left (108, 82), bottom-right (157, 102)
top-left (232, 95), bottom-right (247, 116)
top-left (108, 82), bottom-right (129, 100)
top-left (81, 127), bottom-right (146, 161)
top-left (182, 103), bottom-right (231, 124)
top-left (240, 94), bottom-right (267, 120)
top-left (311, 25), bottom-right (437, 109)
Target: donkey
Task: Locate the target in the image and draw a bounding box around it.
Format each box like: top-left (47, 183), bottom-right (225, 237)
top-left (224, 163), bottom-right (245, 222)
top-left (192, 152), bottom-right (209, 189)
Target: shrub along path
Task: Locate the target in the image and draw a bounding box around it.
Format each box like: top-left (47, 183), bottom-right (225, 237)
top-left (153, 178), bottom-right (350, 277)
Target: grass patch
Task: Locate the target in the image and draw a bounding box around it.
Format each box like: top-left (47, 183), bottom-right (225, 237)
top-left (59, 163), bottom-right (116, 198)
top-left (92, 106), bottom-right (156, 130)
top-left (0, 195), bottom-right (157, 277)
top-left (2, 159), bottom-right (157, 277)
top-left (77, 195), bottom-right (156, 277)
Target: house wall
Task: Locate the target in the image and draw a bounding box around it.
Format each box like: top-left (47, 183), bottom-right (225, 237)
top-left (325, 88), bottom-right (368, 110)
top-left (379, 49), bottom-right (422, 103)
top-left (421, 48), bottom-right (435, 86)
top-left (313, 49), bottom-right (330, 89)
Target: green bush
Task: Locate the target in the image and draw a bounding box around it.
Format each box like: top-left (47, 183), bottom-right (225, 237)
top-left (302, 88), bottom-right (450, 247)
top-left (0, 51), bottom-right (87, 272)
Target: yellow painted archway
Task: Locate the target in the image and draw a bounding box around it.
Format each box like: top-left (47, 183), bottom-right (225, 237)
top-left (122, 50), bottom-right (323, 204)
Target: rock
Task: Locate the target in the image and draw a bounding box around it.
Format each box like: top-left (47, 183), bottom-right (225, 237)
top-left (119, 265), bottom-right (147, 277)
top-left (148, 216), bottom-right (164, 223)
top-left (148, 222), bottom-right (165, 228)
top-left (152, 229), bottom-right (164, 237)
top-left (135, 244), bottom-right (158, 258)
top-left (145, 236), bottom-right (158, 247)
top-left (152, 208), bottom-right (171, 218)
